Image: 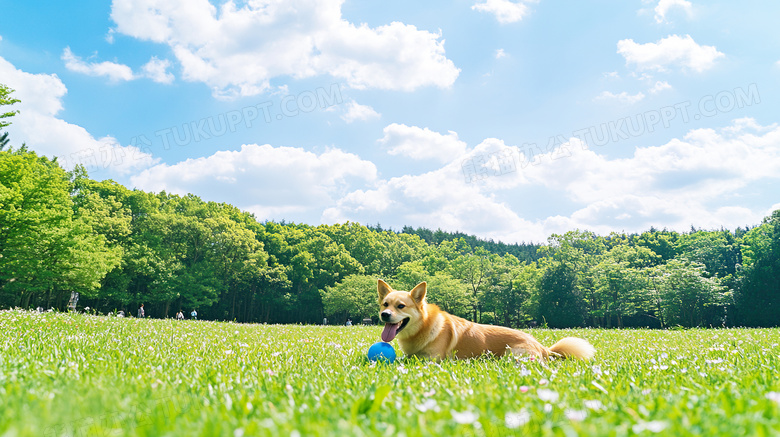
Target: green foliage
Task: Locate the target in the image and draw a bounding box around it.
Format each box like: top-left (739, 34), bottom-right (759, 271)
top-left (591, 245), bottom-right (658, 328)
top-left (424, 272), bottom-right (472, 319)
top-left (0, 84), bottom-right (20, 130)
top-left (321, 274), bottom-right (379, 323)
top-left (0, 150), bottom-right (119, 308)
top-left (449, 246), bottom-right (495, 322)
top-left (536, 259), bottom-right (585, 328)
top-left (651, 259), bottom-right (729, 327)
top-left (734, 211), bottom-right (780, 326)
top-left (1, 119), bottom-right (779, 326)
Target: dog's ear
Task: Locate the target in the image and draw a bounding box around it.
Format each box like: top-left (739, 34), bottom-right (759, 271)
top-left (410, 282), bottom-right (427, 305)
top-left (377, 279), bottom-right (393, 303)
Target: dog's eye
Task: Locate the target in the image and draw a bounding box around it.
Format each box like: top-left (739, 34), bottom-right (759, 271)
top-left (383, 302), bottom-right (389, 307)
top-left (397, 304), bottom-right (405, 309)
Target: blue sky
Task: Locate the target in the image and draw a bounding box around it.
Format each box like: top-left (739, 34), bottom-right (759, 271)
top-left (1, 0), bottom-right (779, 243)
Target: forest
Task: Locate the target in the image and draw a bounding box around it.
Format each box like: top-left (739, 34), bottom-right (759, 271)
top-left (1, 85), bottom-right (779, 328)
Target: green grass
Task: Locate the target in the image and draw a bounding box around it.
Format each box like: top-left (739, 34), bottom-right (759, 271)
top-left (1, 310), bottom-right (779, 436)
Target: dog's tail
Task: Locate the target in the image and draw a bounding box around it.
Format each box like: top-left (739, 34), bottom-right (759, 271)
top-left (548, 337), bottom-right (595, 360)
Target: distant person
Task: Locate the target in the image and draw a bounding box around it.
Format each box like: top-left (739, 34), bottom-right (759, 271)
top-left (191, 309), bottom-right (197, 320)
top-left (176, 311), bottom-right (184, 320)
top-left (346, 319), bottom-right (352, 326)
top-left (138, 304), bottom-right (145, 318)
top-left (323, 317), bottom-right (328, 325)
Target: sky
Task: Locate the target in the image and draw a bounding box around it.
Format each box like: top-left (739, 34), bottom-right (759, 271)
top-left (1, 0), bottom-right (779, 244)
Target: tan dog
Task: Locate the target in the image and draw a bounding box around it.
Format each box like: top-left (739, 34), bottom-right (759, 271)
top-left (378, 279), bottom-right (595, 360)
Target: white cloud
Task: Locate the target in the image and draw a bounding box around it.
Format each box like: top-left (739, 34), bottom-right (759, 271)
top-left (495, 49), bottom-right (507, 59)
top-left (110, 0), bottom-right (460, 99)
top-left (595, 91), bottom-right (646, 104)
top-left (323, 140), bottom-right (546, 242)
top-left (654, 0), bottom-right (693, 23)
top-left (130, 144), bottom-right (377, 222)
top-left (472, 0), bottom-right (536, 24)
top-left (62, 47), bottom-right (136, 82)
top-left (63, 48), bottom-right (175, 85)
top-left (517, 118), bottom-right (780, 235)
top-left (339, 100), bottom-right (380, 123)
top-left (617, 34), bottom-right (724, 73)
top-left (327, 137), bottom-right (540, 240)
top-left (649, 80), bottom-right (672, 93)
top-left (378, 124), bottom-right (468, 162)
top-left (141, 56), bottom-right (175, 84)
top-left (327, 119), bottom-right (780, 243)
top-left (0, 56), bottom-right (157, 175)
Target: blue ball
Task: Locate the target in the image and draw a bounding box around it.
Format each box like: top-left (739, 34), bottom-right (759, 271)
top-left (367, 341), bottom-right (396, 363)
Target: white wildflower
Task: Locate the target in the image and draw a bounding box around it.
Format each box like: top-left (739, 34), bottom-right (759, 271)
top-left (632, 421), bottom-right (668, 433)
top-left (416, 399), bottom-right (439, 412)
top-left (584, 400), bottom-right (604, 410)
top-left (565, 409), bottom-right (587, 421)
top-left (537, 389), bottom-right (559, 402)
top-left (505, 410), bottom-right (530, 428)
top-left (451, 410), bottom-right (478, 424)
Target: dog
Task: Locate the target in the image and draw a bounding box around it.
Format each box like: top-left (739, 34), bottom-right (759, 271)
top-left (377, 279), bottom-right (595, 360)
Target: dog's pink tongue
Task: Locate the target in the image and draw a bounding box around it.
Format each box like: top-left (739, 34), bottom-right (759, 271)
top-left (381, 322), bottom-right (401, 342)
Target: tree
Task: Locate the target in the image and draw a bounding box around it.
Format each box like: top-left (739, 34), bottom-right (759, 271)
top-left (591, 245), bottom-right (659, 327)
top-left (257, 223), bottom-right (363, 323)
top-left (481, 255), bottom-right (533, 327)
top-left (633, 230), bottom-right (680, 261)
top-left (392, 260), bottom-right (428, 291)
top-left (0, 149), bottom-right (119, 309)
top-left (734, 210), bottom-right (780, 326)
top-left (321, 222), bottom-right (385, 276)
top-left (535, 259), bottom-right (584, 328)
top-left (425, 272), bottom-right (472, 319)
top-left (321, 274), bottom-right (379, 323)
top-left (676, 231), bottom-right (739, 278)
top-left (0, 84), bottom-right (20, 130)
top-left (651, 259), bottom-right (728, 327)
top-left (536, 231), bottom-right (604, 327)
top-left (450, 246), bottom-right (495, 322)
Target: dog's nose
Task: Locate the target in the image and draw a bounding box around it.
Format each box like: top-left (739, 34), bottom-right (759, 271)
top-left (380, 311), bottom-right (392, 321)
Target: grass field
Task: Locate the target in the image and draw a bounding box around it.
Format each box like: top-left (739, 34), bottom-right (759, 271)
top-left (1, 309), bottom-right (779, 436)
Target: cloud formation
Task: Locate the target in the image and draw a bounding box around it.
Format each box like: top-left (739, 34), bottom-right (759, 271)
top-left (109, 0), bottom-right (460, 99)
top-left (617, 34), bottom-right (724, 73)
top-left (62, 47), bottom-right (135, 82)
top-left (0, 56), bottom-right (156, 175)
top-left (472, 0), bottom-right (536, 24)
top-left (326, 119), bottom-right (780, 242)
top-left (130, 143), bottom-right (377, 222)
top-left (654, 0), bottom-right (693, 23)
top-left (595, 91), bottom-right (646, 104)
top-left (339, 100), bottom-right (380, 123)
top-left (378, 123), bottom-right (468, 162)
top-left (63, 47), bottom-right (175, 84)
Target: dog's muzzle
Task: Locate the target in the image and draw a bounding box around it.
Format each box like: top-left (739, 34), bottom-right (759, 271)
top-left (380, 311), bottom-right (393, 322)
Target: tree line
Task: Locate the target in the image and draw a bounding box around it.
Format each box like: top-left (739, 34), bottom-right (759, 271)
top-left (1, 85), bottom-right (779, 327)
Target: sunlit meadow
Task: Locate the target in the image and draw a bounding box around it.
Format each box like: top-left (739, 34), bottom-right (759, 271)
top-left (1, 309), bottom-right (779, 436)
